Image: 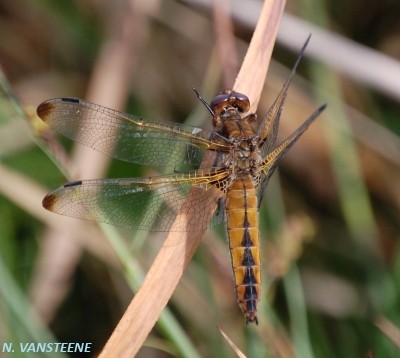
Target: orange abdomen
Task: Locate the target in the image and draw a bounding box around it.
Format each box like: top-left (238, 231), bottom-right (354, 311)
top-left (225, 178), bottom-right (261, 324)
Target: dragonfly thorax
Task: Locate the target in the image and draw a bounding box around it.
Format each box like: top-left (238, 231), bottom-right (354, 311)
top-left (211, 93), bottom-right (262, 181)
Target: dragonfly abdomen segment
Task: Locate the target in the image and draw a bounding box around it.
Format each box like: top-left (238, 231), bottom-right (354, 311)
top-left (225, 179), bottom-right (261, 324)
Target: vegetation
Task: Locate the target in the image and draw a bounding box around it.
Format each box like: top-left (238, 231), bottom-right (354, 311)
top-left (0, 0), bottom-right (400, 357)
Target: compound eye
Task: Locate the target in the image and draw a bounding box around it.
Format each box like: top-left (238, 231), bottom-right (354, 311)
top-left (229, 92), bottom-right (250, 112)
top-left (210, 91), bottom-right (251, 114)
top-left (210, 93), bottom-right (230, 111)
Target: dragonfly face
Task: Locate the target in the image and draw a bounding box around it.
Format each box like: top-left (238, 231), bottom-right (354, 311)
top-left (38, 38), bottom-right (326, 324)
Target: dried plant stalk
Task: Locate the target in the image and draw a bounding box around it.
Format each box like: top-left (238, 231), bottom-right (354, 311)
top-left (99, 1), bottom-right (286, 356)
top-left (234, 0), bottom-right (285, 110)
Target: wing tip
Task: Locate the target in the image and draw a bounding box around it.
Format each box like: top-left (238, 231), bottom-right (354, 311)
top-left (42, 193), bottom-right (58, 211)
top-left (37, 97), bottom-right (81, 121)
top-left (36, 101), bottom-right (54, 121)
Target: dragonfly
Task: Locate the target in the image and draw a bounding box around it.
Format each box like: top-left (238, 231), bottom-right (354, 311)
top-left (38, 38), bottom-right (325, 324)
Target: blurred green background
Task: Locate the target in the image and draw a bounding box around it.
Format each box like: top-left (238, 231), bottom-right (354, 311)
top-left (0, 0), bottom-right (400, 357)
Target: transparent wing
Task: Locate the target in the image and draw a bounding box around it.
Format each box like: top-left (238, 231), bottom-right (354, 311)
top-left (256, 104), bottom-right (326, 205)
top-left (43, 169), bottom-right (229, 232)
top-left (257, 35), bottom-right (311, 157)
top-left (37, 98), bottom-right (229, 169)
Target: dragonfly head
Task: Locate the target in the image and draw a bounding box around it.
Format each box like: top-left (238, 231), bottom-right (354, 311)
top-left (211, 90), bottom-right (250, 126)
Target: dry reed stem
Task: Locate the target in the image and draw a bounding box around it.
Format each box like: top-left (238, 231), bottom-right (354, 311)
top-left (279, 13), bottom-right (400, 102)
top-left (234, 0), bottom-right (285, 111)
top-left (100, 1), bottom-right (286, 356)
top-left (374, 316), bottom-right (400, 348)
top-left (218, 325), bottom-right (248, 358)
top-left (212, 0), bottom-right (239, 88)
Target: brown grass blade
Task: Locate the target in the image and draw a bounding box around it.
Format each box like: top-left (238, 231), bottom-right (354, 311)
top-left (218, 325), bottom-right (248, 358)
top-left (234, 0), bottom-right (286, 111)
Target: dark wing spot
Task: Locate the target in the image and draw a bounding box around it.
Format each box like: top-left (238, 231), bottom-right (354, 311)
top-left (42, 193), bottom-right (58, 211)
top-left (36, 101), bottom-right (54, 121)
